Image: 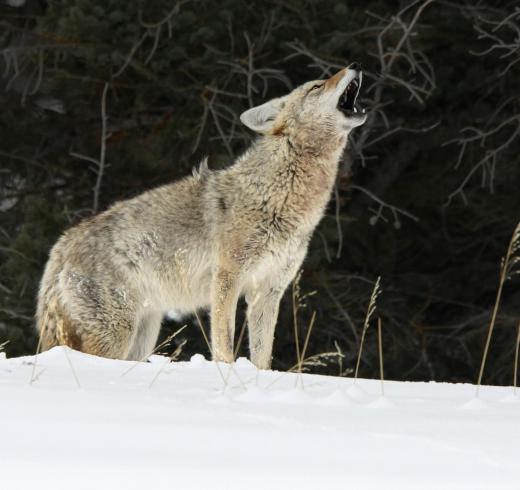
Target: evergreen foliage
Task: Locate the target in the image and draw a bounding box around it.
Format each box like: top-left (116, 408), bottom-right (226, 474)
top-left (1, 0), bottom-right (518, 384)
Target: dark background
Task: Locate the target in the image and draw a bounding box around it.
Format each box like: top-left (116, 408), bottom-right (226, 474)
top-left (1, 0), bottom-right (519, 385)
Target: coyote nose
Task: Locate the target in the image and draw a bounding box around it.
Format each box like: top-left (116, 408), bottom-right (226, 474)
top-left (348, 62), bottom-right (362, 71)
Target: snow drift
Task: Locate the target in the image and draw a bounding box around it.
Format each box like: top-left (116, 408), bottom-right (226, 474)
top-left (0, 347), bottom-right (518, 489)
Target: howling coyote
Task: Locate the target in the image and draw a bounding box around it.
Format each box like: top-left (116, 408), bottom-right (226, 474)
top-left (36, 64), bottom-right (366, 369)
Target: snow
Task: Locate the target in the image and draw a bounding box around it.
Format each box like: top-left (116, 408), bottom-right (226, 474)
top-left (1, 347), bottom-right (518, 490)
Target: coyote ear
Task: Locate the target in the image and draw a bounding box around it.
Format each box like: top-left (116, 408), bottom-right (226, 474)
top-left (240, 96), bottom-right (286, 134)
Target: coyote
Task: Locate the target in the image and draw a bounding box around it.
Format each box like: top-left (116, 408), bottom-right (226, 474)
top-left (36, 64), bottom-right (366, 369)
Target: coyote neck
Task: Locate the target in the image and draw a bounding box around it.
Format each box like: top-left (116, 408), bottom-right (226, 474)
top-left (224, 135), bottom-right (347, 234)
top-left (247, 135), bottom-right (345, 199)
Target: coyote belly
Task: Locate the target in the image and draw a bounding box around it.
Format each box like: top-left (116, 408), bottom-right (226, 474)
top-left (36, 64), bottom-right (366, 369)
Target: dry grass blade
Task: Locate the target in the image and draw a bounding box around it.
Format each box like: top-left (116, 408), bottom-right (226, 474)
top-left (299, 311), bottom-right (317, 372)
top-left (295, 310), bottom-right (317, 389)
top-left (334, 340), bottom-right (345, 377)
top-left (287, 352), bottom-right (344, 373)
top-left (377, 317), bottom-right (385, 396)
top-left (148, 339), bottom-right (187, 389)
top-left (62, 346), bottom-right (81, 389)
top-left (30, 309), bottom-right (48, 385)
top-left (354, 276), bottom-right (382, 381)
top-left (148, 359), bottom-right (171, 389)
top-left (476, 222), bottom-right (520, 394)
top-left (292, 271), bottom-right (303, 371)
top-left (120, 324), bottom-right (187, 377)
top-left (514, 321), bottom-right (520, 395)
top-left (291, 270), bottom-right (318, 385)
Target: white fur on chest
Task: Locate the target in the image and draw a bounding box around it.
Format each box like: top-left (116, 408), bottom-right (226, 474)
top-left (136, 246), bottom-right (214, 316)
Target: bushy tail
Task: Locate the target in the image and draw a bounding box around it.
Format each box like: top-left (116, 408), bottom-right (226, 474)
top-left (36, 297), bottom-right (61, 351)
top-left (36, 260), bottom-right (84, 352)
top-left (36, 247), bottom-right (65, 351)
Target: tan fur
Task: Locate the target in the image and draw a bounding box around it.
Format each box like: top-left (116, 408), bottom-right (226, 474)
top-left (36, 66), bottom-right (366, 369)
top-left (325, 67), bottom-right (348, 91)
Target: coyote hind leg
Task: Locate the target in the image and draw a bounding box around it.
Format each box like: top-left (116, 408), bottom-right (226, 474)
top-left (38, 298), bottom-right (83, 352)
top-left (38, 298), bottom-right (135, 360)
top-left (125, 311), bottom-right (163, 361)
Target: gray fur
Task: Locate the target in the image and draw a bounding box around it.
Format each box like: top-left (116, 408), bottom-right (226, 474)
top-left (36, 66), bottom-right (366, 369)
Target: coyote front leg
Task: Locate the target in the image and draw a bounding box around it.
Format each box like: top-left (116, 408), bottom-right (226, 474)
top-left (245, 251), bottom-right (306, 369)
top-left (245, 286), bottom-right (284, 369)
top-left (210, 266), bottom-right (240, 363)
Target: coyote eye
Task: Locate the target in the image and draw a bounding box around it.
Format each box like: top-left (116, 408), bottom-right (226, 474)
top-left (308, 83), bottom-right (323, 94)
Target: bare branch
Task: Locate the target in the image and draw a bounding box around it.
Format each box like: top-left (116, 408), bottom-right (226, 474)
top-left (445, 115), bottom-right (520, 206)
top-left (69, 83), bottom-right (109, 214)
top-left (113, 32), bottom-right (148, 78)
top-left (350, 184), bottom-right (419, 228)
top-left (138, 1), bottom-right (187, 29)
top-left (446, 7), bottom-right (520, 205)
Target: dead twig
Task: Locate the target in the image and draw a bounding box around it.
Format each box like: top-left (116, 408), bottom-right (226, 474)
top-left (70, 82), bottom-right (110, 215)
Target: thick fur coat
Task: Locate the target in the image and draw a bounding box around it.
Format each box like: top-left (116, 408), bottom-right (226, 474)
top-left (36, 65), bottom-right (366, 368)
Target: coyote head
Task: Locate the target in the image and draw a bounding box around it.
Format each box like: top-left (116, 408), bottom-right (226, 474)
top-left (240, 63), bottom-right (367, 143)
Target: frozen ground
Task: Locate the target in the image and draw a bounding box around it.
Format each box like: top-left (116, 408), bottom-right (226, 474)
top-left (0, 347), bottom-right (518, 490)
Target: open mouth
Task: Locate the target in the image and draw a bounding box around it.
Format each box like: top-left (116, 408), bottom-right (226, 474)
top-left (338, 74), bottom-right (364, 116)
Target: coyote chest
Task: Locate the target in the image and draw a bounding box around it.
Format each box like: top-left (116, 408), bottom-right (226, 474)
top-left (254, 161), bottom-right (336, 239)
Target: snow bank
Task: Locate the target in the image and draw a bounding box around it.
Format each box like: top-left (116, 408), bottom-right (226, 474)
top-left (0, 347), bottom-right (518, 489)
